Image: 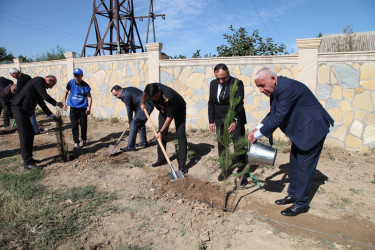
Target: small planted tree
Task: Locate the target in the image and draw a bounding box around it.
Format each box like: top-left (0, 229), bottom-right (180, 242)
top-left (55, 108), bottom-right (70, 162)
top-left (217, 79), bottom-right (249, 210)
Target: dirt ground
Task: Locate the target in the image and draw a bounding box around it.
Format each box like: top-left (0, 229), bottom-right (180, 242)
top-left (1, 114), bottom-right (374, 250)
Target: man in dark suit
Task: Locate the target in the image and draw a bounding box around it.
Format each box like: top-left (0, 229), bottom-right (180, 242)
top-left (9, 68), bottom-right (40, 134)
top-left (0, 76), bottom-right (14, 128)
top-left (11, 75), bottom-right (63, 170)
top-left (208, 63), bottom-right (247, 182)
top-left (248, 67), bottom-right (334, 216)
top-left (111, 85), bottom-right (154, 151)
top-left (142, 83), bottom-right (187, 174)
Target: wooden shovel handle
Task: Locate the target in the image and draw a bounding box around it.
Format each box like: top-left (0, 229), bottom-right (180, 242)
top-left (114, 128), bottom-right (127, 146)
top-left (143, 108), bottom-right (172, 165)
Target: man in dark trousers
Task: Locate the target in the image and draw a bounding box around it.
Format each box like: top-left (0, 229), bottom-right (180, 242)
top-left (9, 68), bottom-right (40, 134)
top-left (208, 63), bottom-right (247, 182)
top-left (0, 76), bottom-right (14, 129)
top-left (111, 85), bottom-right (154, 151)
top-left (248, 67), bottom-right (334, 216)
top-left (141, 83), bottom-right (187, 174)
top-left (11, 75), bottom-right (63, 170)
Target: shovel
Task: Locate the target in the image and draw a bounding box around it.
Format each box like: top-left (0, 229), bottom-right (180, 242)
top-left (106, 128), bottom-right (127, 156)
top-left (143, 108), bottom-right (184, 181)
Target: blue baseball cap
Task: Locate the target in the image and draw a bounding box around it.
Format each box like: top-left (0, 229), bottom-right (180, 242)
top-left (73, 68), bottom-right (83, 75)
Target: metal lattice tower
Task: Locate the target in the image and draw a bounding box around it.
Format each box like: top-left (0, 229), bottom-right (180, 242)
top-left (81, 0), bottom-right (144, 57)
top-left (137, 0), bottom-right (165, 45)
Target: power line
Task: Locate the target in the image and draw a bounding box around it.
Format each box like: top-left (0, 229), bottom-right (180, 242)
top-left (249, 0), bottom-right (271, 38)
top-left (0, 10), bottom-right (80, 41)
top-left (263, 0), bottom-right (284, 44)
top-left (218, 0), bottom-right (245, 28)
top-left (31, 0), bottom-right (88, 23)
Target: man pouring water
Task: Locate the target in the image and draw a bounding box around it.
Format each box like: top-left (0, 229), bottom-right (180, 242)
top-left (247, 67), bottom-right (334, 217)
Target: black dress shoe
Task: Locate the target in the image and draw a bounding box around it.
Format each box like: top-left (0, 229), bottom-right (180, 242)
top-left (24, 164), bottom-right (42, 170)
top-left (152, 159), bottom-right (166, 167)
top-left (240, 177), bottom-right (248, 186)
top-left (275, 196), bottom-right (295, 205)
top-left (179, 167), bottom-right (187, 174)
top-left (218, 173), bottom-right (229, 182)
top-left (281, 204), bottom-right (309, 216)
top-left (136, 142), bottom-right (149, 148)
top-left (120, 147), bottom-right (136, 152)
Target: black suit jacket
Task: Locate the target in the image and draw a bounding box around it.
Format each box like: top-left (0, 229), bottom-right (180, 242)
top-left (119, 87), bottom-right (153, 122)
top-left (11, 77), bottom-right (57, 116)
top-left (16, 73), bottom-right (32, 92)
top-left (0, 77), bottom-right (13, 92)
top-left (208, 76), bottom-right (247, 127)
top-left (260, 76), bottom-right (334, 151)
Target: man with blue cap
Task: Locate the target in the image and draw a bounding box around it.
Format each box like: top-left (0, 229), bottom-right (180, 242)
top-left (62, 68), bottom-right (92, 150)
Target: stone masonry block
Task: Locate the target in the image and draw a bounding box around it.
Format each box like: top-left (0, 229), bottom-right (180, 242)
top-left (350, 120), bottom-right (364, 138)
top-left (360, 62), bottom-right (375, 80)
top-left (318, 65), bottom-right (330, 84)
top-left (343, 112), bottom-right (354, 126)
top-left (346, 134), bottom-right (361, 149)
top-left (363, 124), bottom-right (375, 144)
top-left (330, 85), bottom-right (342, 99)
top-left (352, 91), bottom-right (372, 111)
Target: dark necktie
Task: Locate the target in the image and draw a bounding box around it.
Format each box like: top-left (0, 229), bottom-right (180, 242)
top-left (219, 85), bottom-right (226, 103)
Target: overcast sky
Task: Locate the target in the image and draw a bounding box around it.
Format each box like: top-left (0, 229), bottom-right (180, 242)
top-left (0, 0), bottom-right (374, 59)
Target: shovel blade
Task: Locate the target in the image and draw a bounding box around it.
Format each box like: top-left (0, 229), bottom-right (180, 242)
top-left (167, 172), bottom-right (177, 182)
top-left (167, 171), bottom-right (184, 181)
top-left (175, 170), bottom-right (184, 179)
top-left (107, 145), bottom-right (120, 156)
top-left (167, 163), bottom-right (184, 181)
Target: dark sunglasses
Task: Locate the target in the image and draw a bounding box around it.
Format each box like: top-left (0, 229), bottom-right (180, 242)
top-left (74, 74), bottom-right (81, 77)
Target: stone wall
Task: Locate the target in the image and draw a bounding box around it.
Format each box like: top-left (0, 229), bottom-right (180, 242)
top-left (317, 52), bottom-right (375, 151)
top-left (0, 40), bottom-right (374, 151)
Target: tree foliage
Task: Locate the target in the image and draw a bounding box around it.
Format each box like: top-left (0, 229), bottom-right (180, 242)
top-left (191, 49), bottom-right (216, 58)
top-left (217, 80), bottom-right (248, 177)
top-left (18, 55), bottom-right (34, 62)
top-left (169, 54), bottom-right (186, 59)
top-left (0, 47), bottom-right (14, 63)
top-left (34, 45), bottom-right (65, 62)
top-left (216, 25), bottom-right (287, 57)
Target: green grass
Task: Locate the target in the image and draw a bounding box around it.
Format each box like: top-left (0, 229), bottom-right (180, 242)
top-left (0, 164), bottom-right (117, 249)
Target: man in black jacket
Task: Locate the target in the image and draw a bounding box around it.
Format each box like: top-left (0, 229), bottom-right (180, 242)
top-left (142, 83), bottom-right (187, 173)
top-left (0, 76), bottom-right (14, 128)
top-left (208, 63), bottom-right (247, 182)
top-left (111, 85), bottom-right (153, 151)
top-left (11, 75), bottom-right (63, 170)
top-left (9, 68), bottom-right (40, 134)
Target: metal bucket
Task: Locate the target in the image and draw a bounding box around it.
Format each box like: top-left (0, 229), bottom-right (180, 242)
top-left (247, 142), bottom-right (277, 166)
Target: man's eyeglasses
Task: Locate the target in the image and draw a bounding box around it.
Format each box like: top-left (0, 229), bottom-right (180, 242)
top-left (74, 74), bottom-right (81, 77)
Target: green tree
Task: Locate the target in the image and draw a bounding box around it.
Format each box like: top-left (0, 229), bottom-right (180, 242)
top-left (192, 49), bottom-right (201, 58)
top-left (216, 25), bottom-right (287, 57)
top-left (34, 45), bottom-right (65, 61)
top-left (217, 79), bottom-right (249, 209)
top-left (0, 47), bottom-right (14, 63)
top-left (192, 50), bottom-right (217, 58)
top-left (170, 54), bottom-right (186, 59)
top-left (18, 55), bottom-right (34, 62)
